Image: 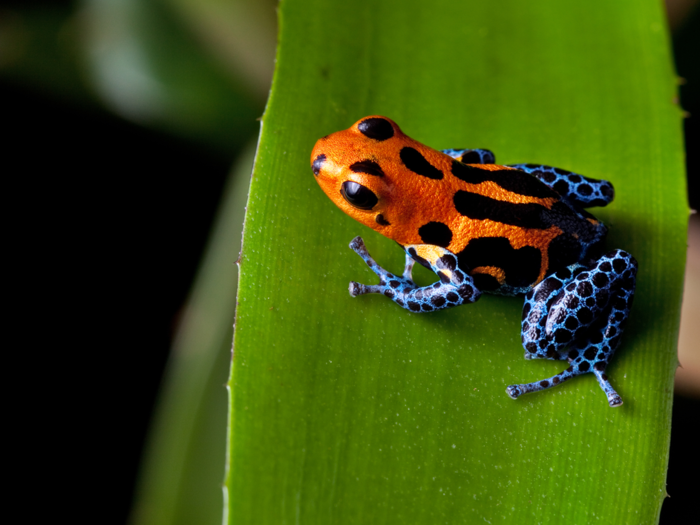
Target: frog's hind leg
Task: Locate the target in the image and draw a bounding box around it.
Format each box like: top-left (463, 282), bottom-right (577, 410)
top-left (507, 313), bottom-right (626, 406)
top-left (506, 366), bottom-right (581, 401)
top-left (564, 254), bottom-right (637, 406)
top-left (519, 269), bottom-right (578, 362)
top-left (509, 249), bottom-right (637, 406)
top-left (508, 163), bottom-right (614, 209)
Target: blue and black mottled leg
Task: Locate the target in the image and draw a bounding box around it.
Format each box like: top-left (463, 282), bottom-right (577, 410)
top-left (348, 237), bottom-right (481, 312)
top-left (507, 249), bottom-right (637, 407)
top-left (441, 148), bottom-right (496, 164)
top-left (508, 163), bottom-right (614, 208)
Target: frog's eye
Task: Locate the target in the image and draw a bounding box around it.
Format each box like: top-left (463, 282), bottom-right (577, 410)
top-left (340, 181), bottom-right (378, 210)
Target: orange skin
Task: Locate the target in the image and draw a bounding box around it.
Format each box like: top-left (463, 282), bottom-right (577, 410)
top-left (311, 116), bottom-right (565, 285)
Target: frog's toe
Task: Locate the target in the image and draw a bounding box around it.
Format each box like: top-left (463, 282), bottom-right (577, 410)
top-left (592, 368), bottom-right (624, 407)
top-left (349, 236), bottom-right (366, 253)
top-left (349, 281), bottom-right (363, 296)
top-left (349, 281), bottom-right (382, 296)
top-left (608, 393), bottom-right (623, 407)
top-left (506, 385), bottom-right (523, 399)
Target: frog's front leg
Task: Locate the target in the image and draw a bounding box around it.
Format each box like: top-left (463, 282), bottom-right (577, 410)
top-left (507, 249), bottom-right (637, 407)
top-left (348, 237), bottom-right (481, 312)
top-left (441, 148), bottom-right (495, 165)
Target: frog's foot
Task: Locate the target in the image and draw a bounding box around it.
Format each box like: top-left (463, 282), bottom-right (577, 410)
top-left (506, 366), bottom-right (577, 400)
top-left (593, 369), bottom-right (623, 407)
top-left (506, 362), bottom-right (623, 407)
top-left (520, 270), bottom-right (575, 362)
top-left (522, 346), bottom-right (569, 361)
top-left (348, 236), bottom-right (415, 297)
top-left (348, 237), bottom-right (481, 312)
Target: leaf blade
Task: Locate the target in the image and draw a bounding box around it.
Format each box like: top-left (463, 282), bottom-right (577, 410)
top-left (227, 0), bottom-right (687, 523)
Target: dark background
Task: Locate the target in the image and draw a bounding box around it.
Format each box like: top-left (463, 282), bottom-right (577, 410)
top-left (4, 0), bottom-right (697, 523)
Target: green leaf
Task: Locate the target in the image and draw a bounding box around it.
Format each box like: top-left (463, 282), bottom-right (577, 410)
top-left (228, 0), bottom-right (687, 523)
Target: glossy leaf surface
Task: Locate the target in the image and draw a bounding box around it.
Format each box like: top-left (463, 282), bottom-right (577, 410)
top-left (228, 1), bottom-right (687, 523)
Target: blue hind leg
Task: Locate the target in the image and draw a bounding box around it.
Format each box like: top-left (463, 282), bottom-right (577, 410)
top-left (507, 250), bottom-right (637, 407)
top-left (508, 163), bottom-right (614, 208)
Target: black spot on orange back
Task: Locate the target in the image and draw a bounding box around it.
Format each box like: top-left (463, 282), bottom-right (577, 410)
top-left (418, 221), bottom-right (453, 247)
top-left (350, 159), bottom-right (385, 177)
top-left (458, 237), bottom-right (542, 288)
top-left (453, 191), bottom-right (550, 229)
top-left (451, 161), bottom-right (558, 199)
top-left (547, 234), bottom-right (581, 271)
top-left (472, 273), bottom-right (500, 291)
top-left (400, 147), bottom-right (444, 179)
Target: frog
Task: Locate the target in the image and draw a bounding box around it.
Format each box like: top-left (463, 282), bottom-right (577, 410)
top-left (310, 116), bottom-right (637, 407)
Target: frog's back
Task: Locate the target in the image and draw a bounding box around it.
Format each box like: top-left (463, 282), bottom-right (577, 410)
top-left (311, 115), bottom-right (609, 295)
top-left (448, 173), bottom-right (608, 295)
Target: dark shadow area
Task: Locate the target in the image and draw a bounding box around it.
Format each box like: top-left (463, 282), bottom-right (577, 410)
top-left (659, 4), bottom-right (700, 523)
top-left (4, 78), bottom-right (231, 524)
top-left (660, 396), bottom-right (700, 523)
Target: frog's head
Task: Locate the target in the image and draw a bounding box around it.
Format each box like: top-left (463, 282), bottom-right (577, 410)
top-left (311, 116), bottom-right (402, 234)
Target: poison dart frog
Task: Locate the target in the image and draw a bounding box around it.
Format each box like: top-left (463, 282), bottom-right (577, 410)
top-left (311, 116), bottom-right (637, 407)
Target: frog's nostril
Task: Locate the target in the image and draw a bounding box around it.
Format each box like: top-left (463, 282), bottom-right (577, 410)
top-left (312, 153), bottom-right (327, 176)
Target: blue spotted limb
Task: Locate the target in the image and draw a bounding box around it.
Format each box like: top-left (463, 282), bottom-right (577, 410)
top-left (506, 249), bottom-right (637, 407)
top-left (441, 148), bottom-right (496, 165)
top-left (508, 164), bottom-right (615, 208)
top-left (348, 237), bottom-right (481, 312)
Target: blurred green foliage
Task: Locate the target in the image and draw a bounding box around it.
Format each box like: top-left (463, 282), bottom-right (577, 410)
top-left (1, 0), bottom-right (276, 153)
